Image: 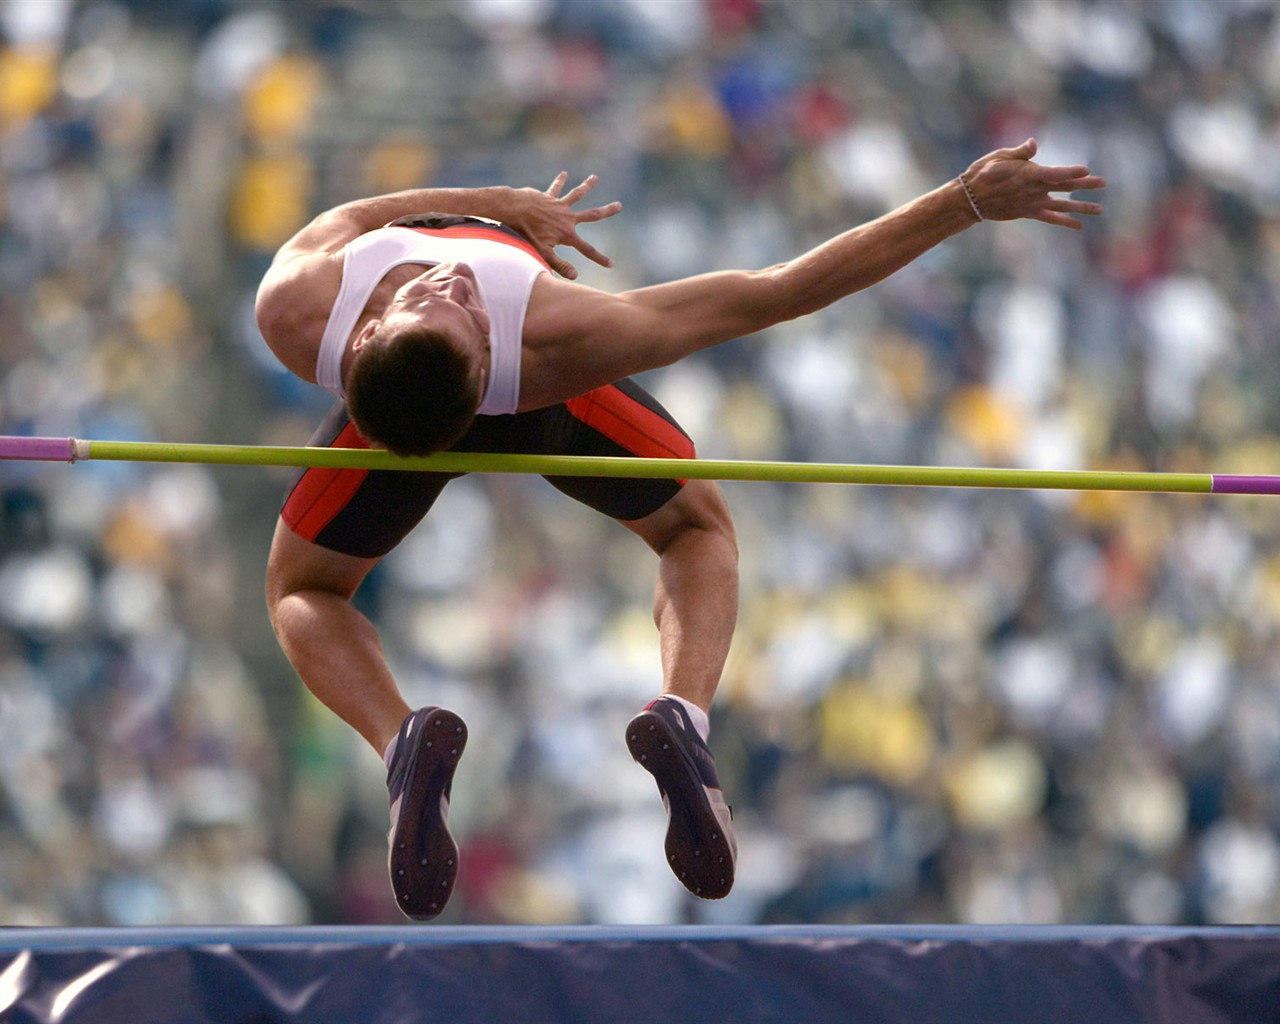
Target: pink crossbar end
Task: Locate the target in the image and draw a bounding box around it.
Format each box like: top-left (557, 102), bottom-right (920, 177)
top-left (1211, 475), bottom-right (1280, 495)
top-left (0, 436), bottom-right (77, 462)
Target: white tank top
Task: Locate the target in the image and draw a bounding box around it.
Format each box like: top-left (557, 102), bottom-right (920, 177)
top-left (315, 220), bottom-right (547, 416)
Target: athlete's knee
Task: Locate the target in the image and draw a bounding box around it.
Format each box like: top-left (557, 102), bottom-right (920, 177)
top-left (266, 519), bottom-right (369, 617)
top-left (264, 546), bottom-right (306, 641)
top-left (629, 479), bottom-right (738, 559)
top-left (682, 479), bottom-right (736, 545)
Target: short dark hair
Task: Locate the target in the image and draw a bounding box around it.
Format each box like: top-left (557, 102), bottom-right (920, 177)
top-left (345, 321), bottom-right (482, 456)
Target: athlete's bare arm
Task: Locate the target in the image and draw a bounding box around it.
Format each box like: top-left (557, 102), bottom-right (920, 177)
top-left (266, 172), bottom-right (619, 273)
top-left (255, 173), bottom-right (621, 379)
top-left (518, 140), bottom-right (1103, 409)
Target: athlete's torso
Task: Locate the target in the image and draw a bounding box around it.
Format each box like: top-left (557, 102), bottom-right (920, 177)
top-left (316, 215), bottom-right (550, 415)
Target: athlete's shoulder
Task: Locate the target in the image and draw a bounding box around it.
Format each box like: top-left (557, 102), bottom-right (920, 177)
top-left (255, 250), bottom-right (343, 375)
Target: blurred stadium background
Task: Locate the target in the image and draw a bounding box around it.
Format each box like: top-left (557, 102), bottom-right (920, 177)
top-left (1, 0), bottom-right (1279, 928)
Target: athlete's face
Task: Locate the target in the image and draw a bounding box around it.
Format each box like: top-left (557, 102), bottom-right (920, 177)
top-left (390, 262), bottom-right (489, 333)
top-left (357, 261), bottom-right (491, 393)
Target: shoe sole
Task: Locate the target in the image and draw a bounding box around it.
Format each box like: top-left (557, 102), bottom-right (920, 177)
top-left (389, 708), bottom-right (467, 920)
top-left (626, 710), bottom-right (734, 900)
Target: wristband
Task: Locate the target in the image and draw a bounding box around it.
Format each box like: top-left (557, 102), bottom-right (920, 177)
top-left (958, 173), bottom-right (984, 222)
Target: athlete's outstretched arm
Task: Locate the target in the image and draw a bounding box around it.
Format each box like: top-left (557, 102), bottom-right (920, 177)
top-left (519, 140), bottom-right (1102, 406)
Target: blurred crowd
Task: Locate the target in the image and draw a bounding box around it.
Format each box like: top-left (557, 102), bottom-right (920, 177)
top-left (2, 0), bottom-right (1280, 928)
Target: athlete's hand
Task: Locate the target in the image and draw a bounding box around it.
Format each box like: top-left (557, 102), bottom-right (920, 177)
top-left (962, 138), bottom-right (1105, 230)
top-left (508, 172), bottom-right (622, 279)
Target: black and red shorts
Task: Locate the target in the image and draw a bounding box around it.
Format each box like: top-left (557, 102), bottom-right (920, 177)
top-left (281, 378), bottom-right (695, 559)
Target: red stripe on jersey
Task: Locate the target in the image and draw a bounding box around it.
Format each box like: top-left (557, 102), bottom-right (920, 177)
top-left (282, 422), bottom-right (371, 541)
top-left (565, 386), bottom-right (696, 472)
top-left (407, 226), bottom-right (551, 271)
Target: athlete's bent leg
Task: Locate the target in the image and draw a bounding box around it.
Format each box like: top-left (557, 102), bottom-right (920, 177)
top-left (266, 519), bottom-right (465, 920)
top-left (621, 478), bottom-right (739, 712)
top-left (622, 480), bottom-right (740, 898)
top-left (266, 520), bottom-right (411, 756)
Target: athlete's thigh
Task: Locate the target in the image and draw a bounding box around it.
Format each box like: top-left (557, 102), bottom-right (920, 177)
top-left (526, 379), bottom-right (697, 521)
top-left (278, 402), bottom-right (458, 560)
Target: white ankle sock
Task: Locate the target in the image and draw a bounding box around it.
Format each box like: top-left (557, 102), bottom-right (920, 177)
top-left (663, 695), bottom-right (710, 743)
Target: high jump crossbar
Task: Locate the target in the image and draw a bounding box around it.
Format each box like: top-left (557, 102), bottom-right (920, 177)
top-left (1, 435), bottom-right (1278, 495)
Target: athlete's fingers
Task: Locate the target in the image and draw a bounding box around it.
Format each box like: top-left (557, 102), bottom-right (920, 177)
top-left (1032, 198), bottom-right (1103, 229)
top-left (1035, 167), bottom-right (1106, 191)
top-left (545, 249), bottom-right (578, 279)
top-left (1033, 210), bottom-right (1084, 230)
top-left (1011, 137), bottom-right (1037, 160)
top-left (560, 174), bottom-right (600, 207)
top-left (988, 137), bottom-right (1037, 163)
top-left (1046, 198), bottom-right (1103, 218)
top-left (574, 200), bottom-right (623, 224)
top-left (1035, 164), bottom-right (1090, 182)
top-left (569, 233), bottom-right (613, 268)
top-left (546, 171), bottom-right (568, 198)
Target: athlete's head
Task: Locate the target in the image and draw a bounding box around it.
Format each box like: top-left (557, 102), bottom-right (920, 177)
top-left (346, 319), bottom-right (484, 455)
top-left (345, 262), bottom-right (490, 456)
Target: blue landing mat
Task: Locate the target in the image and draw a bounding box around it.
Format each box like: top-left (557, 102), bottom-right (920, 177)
top-left (1, 924), bottom-right (1277, 1023)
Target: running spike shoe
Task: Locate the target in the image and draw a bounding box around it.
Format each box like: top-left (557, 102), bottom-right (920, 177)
top-left (385, 706), bottom-right (467, 920)
top-left (626, 696), bottom-right (737, 899)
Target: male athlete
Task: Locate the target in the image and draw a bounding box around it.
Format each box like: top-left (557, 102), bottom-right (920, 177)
top-left (256, 139), bottom-right (1104, 920)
